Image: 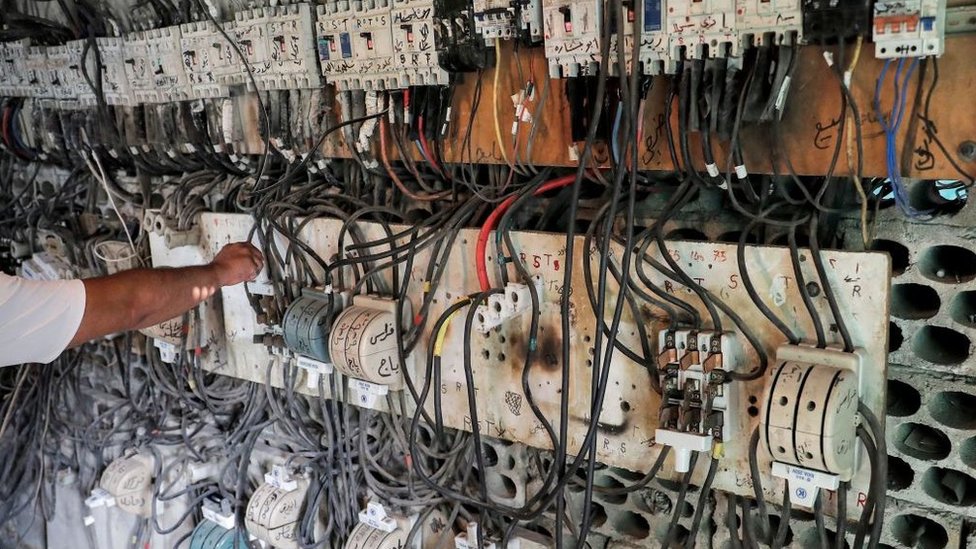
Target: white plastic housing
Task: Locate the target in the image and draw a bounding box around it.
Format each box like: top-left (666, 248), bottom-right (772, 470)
top-left (655, 429), bottom-right (713, 473)
top-left (761, 345), bottom-right (863, 481)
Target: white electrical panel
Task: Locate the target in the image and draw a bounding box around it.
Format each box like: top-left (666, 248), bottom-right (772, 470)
top-left (316, 1), bottom-right (359, 90)
top-left (873, 0), bottom-right (947, 58)
top-left (542, 0), bottom-right (603, 77)
top-left (391, 0), bottom-right (449, 86)
top-left (666, 0), bottom-right (738, 59)
top-left (735, 0), bottom-right (802, 48)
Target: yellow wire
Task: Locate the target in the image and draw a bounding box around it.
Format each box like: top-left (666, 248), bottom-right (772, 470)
top-left (492, 38), bottom-right (514, 170)
top-left (845, 36), bottom-right (870, 248)
top-left (433, 309), bottom-right (459, 357)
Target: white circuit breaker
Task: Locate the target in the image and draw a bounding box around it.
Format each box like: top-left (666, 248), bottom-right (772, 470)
top-left (0, 40), bottom-right (29, 97)
top-left (316, 1), bottom-right (360, 89)
top-left (264, 4), bottom-right (322, 90)
top-left (96, 38), bottom-right (134, 106)
top-left (391, 0), bottom-right (449, 87)
top-left (354, 0), bottom-right (398, 90)
top-left (655, 329), bottom-right (740, 472)
top-left (180, 21), bottom-right (229, 99)
top-left (474, 0), bottom-right (518, 43)
top-left (666, 0), bottom-right (738, 59)
top-left (144, 27), bottom-right (191, 103)
top-left (542, 0), bottom-right (603, 77)
top-left (24, 46), bottom-right (52, 99)
top-left (873, 0), bottom-right (947, 58)
top-left (735, 0), bottom-right (802, 49)
top-left (640, 0), bottom-right (675, 75)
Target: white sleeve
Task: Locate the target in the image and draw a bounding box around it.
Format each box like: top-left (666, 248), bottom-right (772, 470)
top-left (0, 273), bottom-right (87, 367)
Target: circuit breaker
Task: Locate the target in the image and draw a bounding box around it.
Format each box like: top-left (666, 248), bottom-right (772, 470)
top-left (390, 0), bottom-right (450, 86)
top-left (736, 0), bottom-right (803, 48)
top-left (316, 1), bottom-right (360, 90)
top-left (640, 0), bottom-right (675, 75)
top-left (180, 21), bottom-right (229, 99)
top-left (542, 0), bottom-right (603, 77)
top-left (873, 0), bottom-right (947, 58)
top-left (353, 0), bottom-right (398, 90)
top-left (666, 0), bottom-right (738, 59)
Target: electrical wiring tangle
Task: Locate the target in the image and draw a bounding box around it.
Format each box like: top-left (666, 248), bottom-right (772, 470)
top-left (874, 58), bottom-right (925, 218)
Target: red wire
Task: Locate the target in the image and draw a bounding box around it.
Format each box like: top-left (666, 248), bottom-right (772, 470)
top-left (476, 175), bottom-right (576, 291)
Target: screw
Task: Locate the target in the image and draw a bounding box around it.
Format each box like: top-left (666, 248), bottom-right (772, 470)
top-left (960, 141), bottom-right (976, 163)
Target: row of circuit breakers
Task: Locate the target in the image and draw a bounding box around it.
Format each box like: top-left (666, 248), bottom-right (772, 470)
top-left (0, 0), bottom-right (948, 105)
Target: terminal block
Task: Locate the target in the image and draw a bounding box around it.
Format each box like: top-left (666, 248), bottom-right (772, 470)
top-left (655, 329), bottom-right (739, 472)
top-left (736, 0), bottom-right (802, 49)
top-left (873, 0), bottom-right (946, 58)
top-left (666, 0), bottom-right (738, 60)
top-left (542, 0), bottom-right (602, 77)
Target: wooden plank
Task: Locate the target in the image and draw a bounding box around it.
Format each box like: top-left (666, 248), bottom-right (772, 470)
top-left (233, 36), bottom-right (976, 180)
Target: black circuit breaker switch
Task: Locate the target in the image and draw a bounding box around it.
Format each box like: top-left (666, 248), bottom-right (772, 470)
top-left (801, 0), bottom-right (873, 43)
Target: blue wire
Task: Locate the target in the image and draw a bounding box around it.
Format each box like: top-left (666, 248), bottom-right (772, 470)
top-left (874, 58), bottom-right (927, 218)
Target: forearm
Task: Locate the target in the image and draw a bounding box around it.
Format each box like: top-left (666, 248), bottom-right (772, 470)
top-left (121, 266), bottom-right (221, 329)
top-left (70, 265), bottom-right (221, 346)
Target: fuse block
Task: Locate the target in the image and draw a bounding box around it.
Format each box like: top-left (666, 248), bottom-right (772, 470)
top-left (666, 0), bottom-right (738, 60)
top-left (873, 0), bottom-right (946, 58)
top-left (655, 329), bottom-right (740, 472)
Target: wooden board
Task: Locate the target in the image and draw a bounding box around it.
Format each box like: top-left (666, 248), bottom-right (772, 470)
top-left (233, 36), bottom-right (976, 180)
top-left (151, 213), bottom-right (890, 519)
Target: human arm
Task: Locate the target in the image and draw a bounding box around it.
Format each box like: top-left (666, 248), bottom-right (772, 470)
top-left (68, 242), bottom-right (263, 347)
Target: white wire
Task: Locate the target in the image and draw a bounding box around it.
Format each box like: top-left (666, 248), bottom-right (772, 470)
top-left (82, 150), bottom-right (139, 262)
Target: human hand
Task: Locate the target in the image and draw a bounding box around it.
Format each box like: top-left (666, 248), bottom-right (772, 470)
top-left (211, 242), bottom-right (264, 287)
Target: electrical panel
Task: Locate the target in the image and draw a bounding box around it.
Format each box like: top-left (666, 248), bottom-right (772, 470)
top-left (873, 0), bottom-right (947, 58)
